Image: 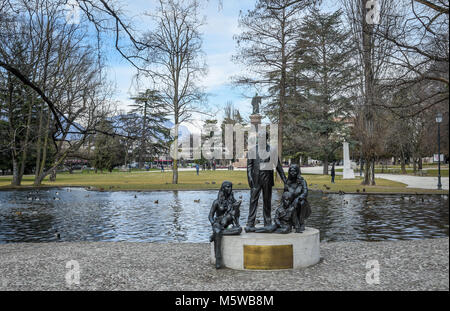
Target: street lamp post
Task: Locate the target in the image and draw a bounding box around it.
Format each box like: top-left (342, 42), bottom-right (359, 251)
top-left (436, 112), bottom-right (443, 190)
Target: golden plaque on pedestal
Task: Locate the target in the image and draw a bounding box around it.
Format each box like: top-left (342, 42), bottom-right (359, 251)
top-left (243, 244), bottom-right (293, 270)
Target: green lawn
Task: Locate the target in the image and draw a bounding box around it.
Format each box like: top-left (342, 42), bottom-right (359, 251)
top-left (0, 170), bottom-right (447, 194)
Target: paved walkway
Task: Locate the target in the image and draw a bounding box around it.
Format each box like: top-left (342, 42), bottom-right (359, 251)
top-left (375, 174), bottom-right (449, 191)
top-left (0, 239), bottom-right (447, 291)
top-left (300, 166), bottom-right (449, 190)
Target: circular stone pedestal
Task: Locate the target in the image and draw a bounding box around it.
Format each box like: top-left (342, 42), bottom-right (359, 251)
top-left (210, 227), bottom-right (320, 270)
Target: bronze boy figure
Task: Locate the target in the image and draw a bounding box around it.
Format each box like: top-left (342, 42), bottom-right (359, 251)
top-left (255, 191), bottom-right (296, 234)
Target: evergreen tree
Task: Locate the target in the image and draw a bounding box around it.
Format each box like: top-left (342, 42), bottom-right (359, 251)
top-left (92, 119), bottom-right (125, 173)
top-left (284, 8), bottom-right (356, 174)
top-left (129, 89), bottom-right (170, 169)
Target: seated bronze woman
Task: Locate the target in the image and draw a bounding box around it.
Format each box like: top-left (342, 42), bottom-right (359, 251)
top-left (208, 181), bottom-right (242, 269)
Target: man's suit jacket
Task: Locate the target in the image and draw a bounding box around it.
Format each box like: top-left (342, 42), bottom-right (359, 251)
top-left (247, 145), bottom-right (286, 188)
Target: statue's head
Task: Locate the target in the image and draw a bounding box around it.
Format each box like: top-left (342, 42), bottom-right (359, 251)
top-left (220, 181), bottom-right (233, 197)
top-left (288, 164), bottom-right (300, 179)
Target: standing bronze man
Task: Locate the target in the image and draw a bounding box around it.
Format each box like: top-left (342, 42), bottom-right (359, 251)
top-left (246, 138), bottom-right (287, 232)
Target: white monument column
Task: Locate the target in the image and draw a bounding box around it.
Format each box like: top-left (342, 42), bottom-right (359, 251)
top-left (343, 141), bottom-right (355, 179)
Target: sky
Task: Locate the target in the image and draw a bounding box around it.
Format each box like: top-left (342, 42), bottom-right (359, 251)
top-left (104, 0), bottom-right (340, 130)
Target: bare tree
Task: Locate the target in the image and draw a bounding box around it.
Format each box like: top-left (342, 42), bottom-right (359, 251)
top-left (0, 0), bottom-right (143, 137)
top-left (341, 0), bottom-right (398, 185)
top-left (375, 0), bottom-right (449, 116)
top-left (0, 0), bottom-right (115, 186)
top-left (140, 0), bottom-right (207, 184)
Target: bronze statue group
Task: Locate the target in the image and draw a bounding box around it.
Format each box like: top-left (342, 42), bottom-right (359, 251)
top-left (209, 162), bottom-right (311, 269)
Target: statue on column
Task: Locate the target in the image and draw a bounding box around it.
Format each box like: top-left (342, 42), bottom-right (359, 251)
top-left (251, 94), bottom-right (261, 115)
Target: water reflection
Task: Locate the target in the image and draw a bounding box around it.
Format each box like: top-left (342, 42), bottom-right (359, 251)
top-left (0, 188), bottom-right (448, 243)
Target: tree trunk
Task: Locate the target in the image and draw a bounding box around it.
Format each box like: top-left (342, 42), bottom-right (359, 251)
top-left (138, 102), bottom-right (148, 169)
top-left (35, 102), bottom-right (44, 179)
top-left (363, 156), bottom-right (371, 185)
top-left (323, 157), bottom-right (329, 175)
top-left (34, 109), bottom-right (52, 185)
top-left (7, 76), bottom-right (21, 187)
top-left (49, 168), bottom-right (57, 182)
top-left (400, 151), bottom-right (407, 174)
top-left (124, 141), bottom-right (129, 168)
top-left (360, 0), bottom-right (376, 186)
top-left (371, 158), bottom-right (376, 185)
top-left (11, 157), bottom-right (20, 186)
top-left (18, 92), bottom-right (34, 185)
top-left (172, 123), bottom-right (179, 184)
top-left (277, 14), bottom-right (287, 181)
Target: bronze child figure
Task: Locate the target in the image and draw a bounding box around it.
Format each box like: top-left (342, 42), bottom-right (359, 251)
top-left (255, 191), bottom-right (296, 234)
top-left (209, 181), bottom-right (242, 269)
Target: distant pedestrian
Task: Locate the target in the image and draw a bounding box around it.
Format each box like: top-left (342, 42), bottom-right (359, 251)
top-left (196, 164), bottom-right (200, 175)
top-left (161, 163), bottom-right (164, 173)
top-left (331, 162), bottom-right (336, 184)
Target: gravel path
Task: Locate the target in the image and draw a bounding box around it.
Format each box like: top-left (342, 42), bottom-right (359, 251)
top-left (0, 239), bottom-right (448, 291)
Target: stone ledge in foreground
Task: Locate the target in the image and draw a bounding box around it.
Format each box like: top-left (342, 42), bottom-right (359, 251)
top-left (0, 238), bottom-right (448, 291)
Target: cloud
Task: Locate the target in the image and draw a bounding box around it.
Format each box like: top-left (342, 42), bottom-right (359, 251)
top-left (200, 52), bottom-right (242, 90)
top-left (107, 65), bottom-right (140, 111)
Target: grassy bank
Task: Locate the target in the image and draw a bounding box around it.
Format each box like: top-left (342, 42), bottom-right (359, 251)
top-left (0, 170), bottom-right (448, 194)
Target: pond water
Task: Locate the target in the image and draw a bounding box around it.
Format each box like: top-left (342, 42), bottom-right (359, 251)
top-left (0, 188), bottom-right (448, 243)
